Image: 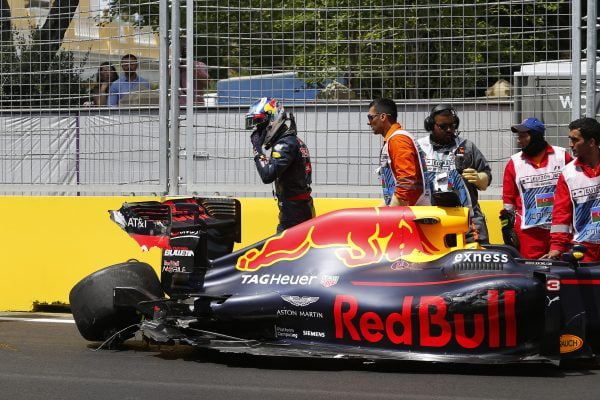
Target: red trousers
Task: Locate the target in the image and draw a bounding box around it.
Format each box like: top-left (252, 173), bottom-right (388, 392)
top-left (515, 224), bottom-right (550, 259)
top-left (576, 242), bottom-right (600, 262)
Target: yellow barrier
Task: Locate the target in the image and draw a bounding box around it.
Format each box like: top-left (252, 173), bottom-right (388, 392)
top-left (0, 196), bottom-right (502, 311)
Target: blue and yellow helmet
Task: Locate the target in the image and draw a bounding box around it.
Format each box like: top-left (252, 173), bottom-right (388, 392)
top-left (245, 97), bottom-right (287, 146)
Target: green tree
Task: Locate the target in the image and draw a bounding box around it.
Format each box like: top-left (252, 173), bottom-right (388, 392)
top-left (112, 0), bottom-right (571, 99)
top-left (0, 0), bottom-right (86, 107)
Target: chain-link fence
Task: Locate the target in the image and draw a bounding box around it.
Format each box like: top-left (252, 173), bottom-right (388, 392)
top-left (0, 0), bottom-right (166, 194)
top-left (0, 0), bottom-right (598, 196)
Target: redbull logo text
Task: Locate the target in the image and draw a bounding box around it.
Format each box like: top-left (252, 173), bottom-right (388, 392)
top-left (334, 290), bottom-right (517, 349)
top-left (236, 207), bottom-right (440, 271)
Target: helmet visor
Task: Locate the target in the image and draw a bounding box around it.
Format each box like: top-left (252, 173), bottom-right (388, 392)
top-left (245, 113), bottom-right (268, 130)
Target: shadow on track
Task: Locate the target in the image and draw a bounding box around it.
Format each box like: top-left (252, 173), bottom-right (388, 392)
top-left (87, 340), bottom-right (600, 378)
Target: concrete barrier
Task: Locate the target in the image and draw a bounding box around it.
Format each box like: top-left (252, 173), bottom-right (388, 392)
top-left (0, 196), bottom-right (502, 311)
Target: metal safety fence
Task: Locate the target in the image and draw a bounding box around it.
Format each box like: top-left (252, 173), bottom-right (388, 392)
top-left (0, 0), bottom-right (598, 197)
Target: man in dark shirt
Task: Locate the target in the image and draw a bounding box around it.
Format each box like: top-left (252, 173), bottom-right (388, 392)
top-left (419, 104), bottom-right (492, 243)
top-left (245, 97), bottom-right (315, 233)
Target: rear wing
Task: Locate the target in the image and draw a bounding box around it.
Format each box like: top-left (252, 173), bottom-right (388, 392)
top-left (110, 197), bottom-right (241, 251)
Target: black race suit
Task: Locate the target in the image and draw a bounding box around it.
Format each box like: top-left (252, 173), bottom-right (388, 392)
top-left (253, 125), bottom-right (315, 233)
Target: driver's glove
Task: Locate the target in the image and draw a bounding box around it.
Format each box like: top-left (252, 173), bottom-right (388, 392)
top-left (499, 209), bottom-right (519, 250)
top-left (250, 131), bottom-right (264, 157)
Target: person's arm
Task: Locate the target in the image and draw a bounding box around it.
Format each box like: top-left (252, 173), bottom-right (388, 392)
top-left (502, 159), bottom-right (518, 211)
top-left (141, 77), bottom-right (151, 89)
top-left (388, 135), bottom-right (421, 205)
top-left (461, 141), bottom-right (491, 191)
top-left (253, 137), bottom-right (297, 184)
top-left (499, 159), bottom-right (520, 248)
top-left (543, 174), bottom-right (572, 258)
top-left (194, 62), bottom-right (209, 94)
top-left (195, 61), bottom-right (209, 79)
top-left (107, 82), bottom-right (119, 106)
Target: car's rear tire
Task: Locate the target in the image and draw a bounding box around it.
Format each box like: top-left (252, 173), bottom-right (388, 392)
top-left (69, 261), bottom-right (163, 342)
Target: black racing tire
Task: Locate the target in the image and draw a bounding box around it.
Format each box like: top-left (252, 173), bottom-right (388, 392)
top-left (69, 261), bottom-right (163, 342)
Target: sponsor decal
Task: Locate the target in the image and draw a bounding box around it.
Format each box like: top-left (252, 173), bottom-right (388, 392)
top-left (522, 260), bottom-right (553, 266)
top-left (591, 207), bottom-right (600, 223)
top-left (320, 275), bottom-right (339, 288)
top-left (275, 326), bottom-right (298, 339)
top-left (277, 309), bottom-right (298, 316)
top-left (127, 217), bottom-right (147, 229)
top-left (453, 252), bottom-right (509, 264)
top-left (546, 296), bottom-right (559, 306)
top-left (560, 334), bottom-right (583, 353)
top-left (277, 308), bottom-right (324, 318)
top-left (282, 295), bottom-right (319, 307)
top-left (334, 290), bottom-right (516, 349)
top-left (164, 249), bottom-right (194, 257)
top-left (171, 230), bottom-right (200, 237)
top-left (303, 330), bottom-right (325, 338)
top-left (391, 259), bottom-right (412, 270)
top-left (235, 207), bottom-right (440, 271)
top-left (162, 265), bottom-right (187, 273)
top-left (300, 310), bottom-right (324, 318)
top-left (546, 279), bottom-right (560, 291)
top-left (241, 274), bottom-right (318, 285)
top-left (535, 192), bottom-right (554, 208)
top-left (163, 260), bottom-right (180, 267)
top-left (162, 260), bottom-right (186, 273)
top-left (110, 210), bottom-right (170, 251)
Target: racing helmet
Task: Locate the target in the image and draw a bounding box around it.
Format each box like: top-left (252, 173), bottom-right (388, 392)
top-left (245, 97), bottom-right (287, 147)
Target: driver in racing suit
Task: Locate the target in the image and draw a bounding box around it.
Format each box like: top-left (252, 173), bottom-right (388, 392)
top-left (246, 97), bottom-right (315, 233)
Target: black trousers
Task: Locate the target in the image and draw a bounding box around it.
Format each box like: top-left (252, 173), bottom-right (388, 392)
top-left (276, 198), bottom-right (316, 233)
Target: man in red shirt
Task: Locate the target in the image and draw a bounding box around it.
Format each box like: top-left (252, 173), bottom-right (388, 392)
top-left (367, 98), bottom-right (429, 206)
top-left (542, 118), bottom-right (600, 261)
top-left (501, 117), bottom-right (572, 258)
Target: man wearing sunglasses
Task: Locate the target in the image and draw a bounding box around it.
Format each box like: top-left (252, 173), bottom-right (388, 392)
top-left (417, 104), bottom-right (492, 243)
top-left (368, 98), bottom-right (430, 207)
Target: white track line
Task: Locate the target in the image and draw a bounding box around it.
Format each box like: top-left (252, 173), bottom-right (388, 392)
top-left (0, 317), bottom-right (74, 324)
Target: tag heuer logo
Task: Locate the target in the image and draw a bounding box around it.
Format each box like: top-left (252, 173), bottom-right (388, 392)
top-left (320, 275), bottom-right (339, 287)
top-left (281, 295), bottom-right (319, 307)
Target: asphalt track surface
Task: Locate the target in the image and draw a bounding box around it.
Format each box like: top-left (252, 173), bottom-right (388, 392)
top-left (2, 313), bottom-right (600, 400)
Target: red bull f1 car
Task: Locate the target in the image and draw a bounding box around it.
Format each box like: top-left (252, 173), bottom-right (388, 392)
top-left (70, 196), bottom-right (600, 365)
